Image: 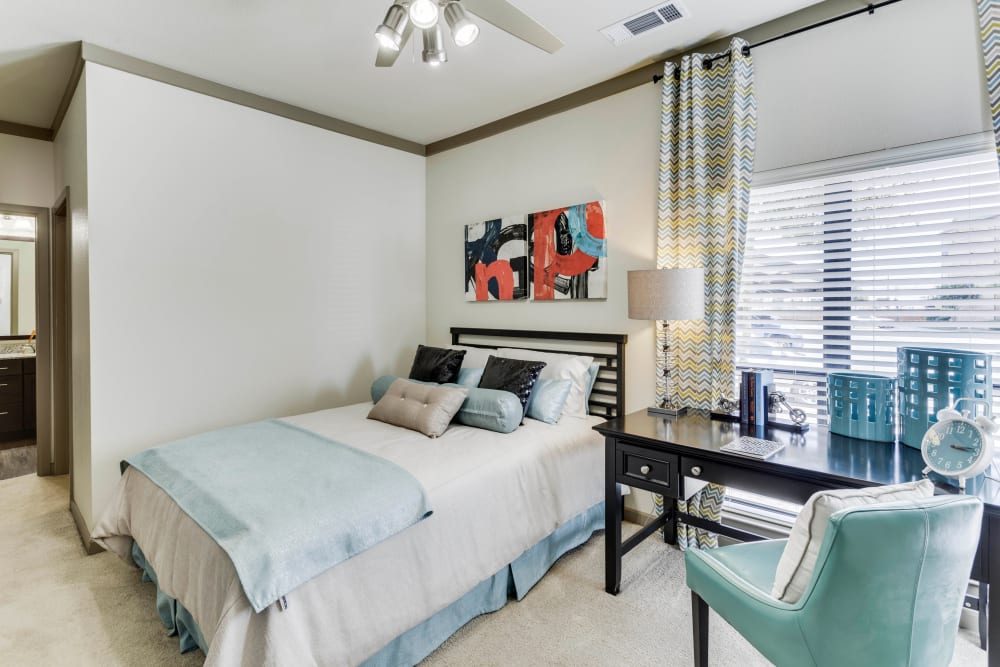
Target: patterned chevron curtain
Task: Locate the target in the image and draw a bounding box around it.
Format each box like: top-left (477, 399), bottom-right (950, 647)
top-left (979, 0), bottom-right (1000, 168)
top-left (654, 38), bottom-right (757, 550)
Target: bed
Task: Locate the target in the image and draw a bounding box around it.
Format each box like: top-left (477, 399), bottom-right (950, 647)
top-left (92, 328), bottom-right (627, 666)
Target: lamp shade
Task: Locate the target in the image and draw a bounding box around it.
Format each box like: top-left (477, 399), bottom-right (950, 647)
top-left (627, 268), bottom-right (705, 321)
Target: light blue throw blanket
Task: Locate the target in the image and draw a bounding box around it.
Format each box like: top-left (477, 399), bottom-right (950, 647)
top-left (126, 419), bottom-right (432, 613)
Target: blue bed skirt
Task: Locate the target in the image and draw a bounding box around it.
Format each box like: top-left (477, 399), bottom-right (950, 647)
top-left (131, 502), bottom-right (605, 665)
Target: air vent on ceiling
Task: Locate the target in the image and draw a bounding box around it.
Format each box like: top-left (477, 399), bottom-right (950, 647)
top-left (600, 1), bottom-right (689, 46)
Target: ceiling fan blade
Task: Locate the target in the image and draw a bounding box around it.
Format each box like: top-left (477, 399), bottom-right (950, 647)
top-left (461, 0), bottom-right (563, 54)
top-left (375, 23), bottom-right (414, 67)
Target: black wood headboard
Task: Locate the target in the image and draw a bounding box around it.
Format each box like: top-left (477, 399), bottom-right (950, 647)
top-left (450, 328), bottom-right (627, 420)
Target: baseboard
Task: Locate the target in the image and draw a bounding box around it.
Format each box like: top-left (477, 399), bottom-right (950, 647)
top-left (624, 507), bottom-right (655, 525)
top-left (69, 498), bottom-right (104, 555)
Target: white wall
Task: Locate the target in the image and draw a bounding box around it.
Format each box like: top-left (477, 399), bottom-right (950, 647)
top-left (0, 133), bottom-right (54, 209)
top-left (82, 64), bottom-right (426, 529)
top-left (53, 71), bottom-right (91, 523)
top-left (425, 0), bottom-right (989, 513)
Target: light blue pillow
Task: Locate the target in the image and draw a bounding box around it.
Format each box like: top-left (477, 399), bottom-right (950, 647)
top-left (457, 367), bottom-right (484, 388)
top-left (526, 378), bottom-right (573, 424)
top-left (446, 384), bottom-right (521, 433)
top-left (584, 362), bottom-right (601, 414)
top-left (370, 375), bottom-right (521, 434)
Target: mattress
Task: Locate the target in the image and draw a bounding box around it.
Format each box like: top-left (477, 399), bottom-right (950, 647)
top-left (92, 402), bottom-right (606, 666)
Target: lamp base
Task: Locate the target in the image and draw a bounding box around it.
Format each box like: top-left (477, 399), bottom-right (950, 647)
top-left (648, 405), bottom-right (688, 417)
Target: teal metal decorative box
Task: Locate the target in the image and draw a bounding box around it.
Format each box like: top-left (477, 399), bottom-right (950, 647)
top-left (827, 372), bottom-right (896, 443)
top-left (897, 347), bottom-right (992, 449)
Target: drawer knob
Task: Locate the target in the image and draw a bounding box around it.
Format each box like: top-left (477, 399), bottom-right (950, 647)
top-left (691, 466), bottom-right (703, 477)
top-left (640, 465), bottom-right (651, 475)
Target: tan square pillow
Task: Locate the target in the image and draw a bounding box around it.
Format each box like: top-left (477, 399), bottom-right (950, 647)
top-left (367, 379), bottom-right (468, 438)
top-left (771, 479), bottom-right (934, 603)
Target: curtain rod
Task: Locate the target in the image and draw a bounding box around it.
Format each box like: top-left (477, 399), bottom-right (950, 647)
top-left (652, 0), bottom-right (905, 84)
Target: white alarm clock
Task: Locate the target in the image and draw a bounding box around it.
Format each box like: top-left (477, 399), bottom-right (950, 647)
top-left (921, 398), bottom-right (997, 490)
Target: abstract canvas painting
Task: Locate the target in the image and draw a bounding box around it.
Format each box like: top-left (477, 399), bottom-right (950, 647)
top-left (464, 217), bottom-right (528, 301)
top-left (529, 200), bottom-right (607, 300)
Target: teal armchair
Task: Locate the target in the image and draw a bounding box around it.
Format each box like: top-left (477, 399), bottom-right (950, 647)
top-left (685, 495), bottom-right (983, 667)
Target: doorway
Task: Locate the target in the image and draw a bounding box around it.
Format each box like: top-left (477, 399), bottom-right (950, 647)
top-left (0, 204), bottom-right (43, 481)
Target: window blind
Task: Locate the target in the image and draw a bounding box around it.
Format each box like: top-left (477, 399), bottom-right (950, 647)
top-left (737, 142), bottom-right (1000, 424)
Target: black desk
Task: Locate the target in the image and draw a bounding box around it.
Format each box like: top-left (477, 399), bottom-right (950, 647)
top-left (594, 410), bottom-right (999, 666)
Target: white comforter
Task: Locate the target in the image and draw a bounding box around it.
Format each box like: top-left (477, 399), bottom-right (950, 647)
top-left (92, 403), bottom-right (605, 666)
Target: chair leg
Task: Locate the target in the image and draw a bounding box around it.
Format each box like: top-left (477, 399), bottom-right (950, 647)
top-left (691, 590), bottom-right (709, 667)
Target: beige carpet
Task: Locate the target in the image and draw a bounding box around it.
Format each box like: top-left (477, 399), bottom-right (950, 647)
top-left (0, 473), bottom-right (987, 666)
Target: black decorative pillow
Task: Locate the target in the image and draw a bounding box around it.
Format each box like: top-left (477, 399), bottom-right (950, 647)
top-left (478, 355), bottom-right (546, 419)
top-left (408, 345), bottom-right (467, 384)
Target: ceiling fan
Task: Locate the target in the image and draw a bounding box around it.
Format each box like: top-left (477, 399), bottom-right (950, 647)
top-left (374, 0), bottom-right (563, 68)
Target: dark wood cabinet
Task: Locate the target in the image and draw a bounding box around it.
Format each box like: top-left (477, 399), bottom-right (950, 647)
top-left (0, 356), bottom-right (35, 440)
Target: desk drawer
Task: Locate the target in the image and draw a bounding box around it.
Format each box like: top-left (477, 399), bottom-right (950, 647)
top-left (617, 443), bottom-right (681, 498)
top-left (0, 403), bottom-right (23, 432)
top-left (0, 375), bottom-right (22, 402)
top-left (0, 359), bottom-right (21, 376)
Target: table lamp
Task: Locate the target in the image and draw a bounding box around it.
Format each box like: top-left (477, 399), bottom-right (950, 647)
top-left (628, 267), bottom-right (705, 417)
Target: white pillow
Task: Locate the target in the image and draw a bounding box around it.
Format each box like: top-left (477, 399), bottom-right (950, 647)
top-left (449, 345), bottom-right (495, 370)
top-left (771, 479), bottom-right (934, 603)
top-left (495, 348), bottom-right (594, 418)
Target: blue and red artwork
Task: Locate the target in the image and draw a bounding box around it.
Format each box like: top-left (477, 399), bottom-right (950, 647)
top-left (529, 201), bottom-right (607, 300)
top-left (464, 217), bottom-right (528, 301)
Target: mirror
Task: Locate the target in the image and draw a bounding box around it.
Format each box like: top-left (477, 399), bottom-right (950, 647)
top-left (0, 213), bottom-right (36, 336)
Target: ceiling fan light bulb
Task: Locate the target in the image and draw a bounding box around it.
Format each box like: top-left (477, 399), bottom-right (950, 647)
top-left (444, 2), bottom-right (478, 47)
top-left (444, 2), bottom-right (479, 46)
top-left (375, 27), bottom-right (401, 50)
top-left (453, 22), bottom-right (479, 47)
top-left (375, 4), bottom-right (408, 50)
top-left (409, 0), bottom-right (440, 29)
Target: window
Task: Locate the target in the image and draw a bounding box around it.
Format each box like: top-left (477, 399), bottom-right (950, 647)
top-left (736, 135), bottom-right (1000, 424)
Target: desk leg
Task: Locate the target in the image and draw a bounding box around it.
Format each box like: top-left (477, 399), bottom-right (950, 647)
top-left (664, 500), bottom-right (677, 545)
top-left (605, 438), bottom-right (622, 595)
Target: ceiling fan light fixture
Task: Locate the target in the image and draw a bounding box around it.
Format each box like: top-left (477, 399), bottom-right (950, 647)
top-left (444, 2), bottom-right (479, 47)
top-left (374, 4), bottom-right (409, 51)
top-left (422, 24), bottom-right (448, 65)
top-left (409, 0), bottom-right (440, 30)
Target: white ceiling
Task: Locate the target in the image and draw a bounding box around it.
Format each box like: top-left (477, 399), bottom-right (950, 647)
top-left (0, 0), bottom-right (828, 144)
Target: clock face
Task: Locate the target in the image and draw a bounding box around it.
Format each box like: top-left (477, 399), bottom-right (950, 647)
top-left (922, 419), bottom-right (985, 475)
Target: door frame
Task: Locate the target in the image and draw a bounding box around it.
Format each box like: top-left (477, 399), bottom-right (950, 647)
top-left (39, 190), bottom-right (72, 480)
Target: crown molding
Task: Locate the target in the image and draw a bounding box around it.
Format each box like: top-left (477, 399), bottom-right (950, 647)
top-left (79, 43), bottom-right (425, 156)
top-left (0, 120), bottom-right (52, 142)
top-left (426, 0), bottom-right (881, 156)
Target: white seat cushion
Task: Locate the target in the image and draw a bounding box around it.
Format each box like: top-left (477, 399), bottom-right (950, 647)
top-left (771, 479), bottom-right (934, 603)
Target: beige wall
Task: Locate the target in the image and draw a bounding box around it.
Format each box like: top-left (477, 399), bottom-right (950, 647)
top-left (81, 64), bottom-right (426, 530)
top-left (0, 133), bottom-right (54, 209)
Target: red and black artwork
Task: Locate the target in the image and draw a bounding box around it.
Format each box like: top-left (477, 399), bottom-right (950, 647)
top-left (529, 201), bottom-right (607, 300)
top-left (464, 217), bottom-right (528, 301)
